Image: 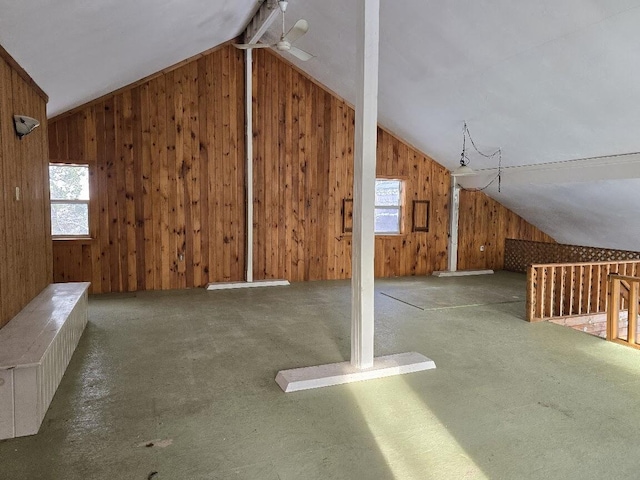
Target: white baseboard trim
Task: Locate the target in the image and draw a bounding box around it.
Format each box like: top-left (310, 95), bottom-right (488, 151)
top-left (206, 279), bottom-right (290, 291)
top-left (432, 270), bottom-right (494, 277)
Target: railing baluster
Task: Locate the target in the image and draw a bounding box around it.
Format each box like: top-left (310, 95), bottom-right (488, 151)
top-left (525, 261), bottom-right (640, 335)
top-left (608, 276), bottom-right (620, 341)
top-left (628, 282), bottom-right (638, 345)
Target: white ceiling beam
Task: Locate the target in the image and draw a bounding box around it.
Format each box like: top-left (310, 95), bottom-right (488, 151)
top-left (244, 0), bottom-right (280, 44)
top-left (458, 152), bottom-right (640, 189)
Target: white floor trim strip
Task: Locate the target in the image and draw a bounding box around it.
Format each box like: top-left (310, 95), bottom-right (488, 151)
top-left (206, 280), bottom-right (290, 290)
top-left (432, 270), bottom-right (494, 277)
top-left (275, 352), bottom-right (436, 393)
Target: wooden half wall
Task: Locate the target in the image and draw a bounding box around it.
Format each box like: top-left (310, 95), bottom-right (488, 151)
top-left (0, 46), bottom-right (52, 328)
top-left (49, 45), bottom-right (552, 293)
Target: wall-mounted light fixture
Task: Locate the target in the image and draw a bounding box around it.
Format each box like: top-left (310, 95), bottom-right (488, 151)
top-left (13, 115), bottom-right (40, 139)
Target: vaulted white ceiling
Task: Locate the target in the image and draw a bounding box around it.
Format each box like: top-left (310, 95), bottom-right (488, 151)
top-left (1, 0), bottom-right (639, 251)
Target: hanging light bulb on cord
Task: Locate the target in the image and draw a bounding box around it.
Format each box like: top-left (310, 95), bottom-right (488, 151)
top-left (452, 123), bottom-right (476, 177)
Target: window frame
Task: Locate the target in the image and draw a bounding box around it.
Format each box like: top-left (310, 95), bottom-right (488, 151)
top-left (49, 163), bottom-right (91, 239)
top-left (374, 178), bottom-right (404, 235)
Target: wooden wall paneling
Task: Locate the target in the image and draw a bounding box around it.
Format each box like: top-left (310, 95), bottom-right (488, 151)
top-left (432, 163), bottom-right (449, 272)
top-left (15, 72), bottom-right (30, 300)
top-left (221, 48), bottom-right (232, 282)
top-left (270, 52), bottom-right (281, 280)
top-left (307, 84), bottom-right (318, 280)
top-left (294, 66), bottom-right (305, 281)
top-left (295, 67), bottom-right (307, 281)
top-left (225, 47), bottom-right (236, 281)
top-left (252, 50), bottom-right (263, 280)
top-left (124, 90), bottom-right (138, 291)
top-left (305, 77), bottom-right (317, 280)
top-left (260, 50), bottom-right (271, 279)
top-left (115, 93), bottom-right (129, 291)
top-left (1, 62), bottom-right (15, 323)
top-left (166, 70), bottom-right (179, 289)
top-left (212, 54), bottom-right (224, 283)
top-left (0, 53), bottom-right (51, 328)
top-left (229, 47), bottom-right (243, 282)
top-left (49, 46), bottom-right (245, 292)
top-left (172, 67), bottom-right (185, 288)
top-left (148, 78), bottom-right (160, 290)
top-left (236, 49), bottom-right (246, 282)
top-left (327, 96), bottom-right (339, 279)
top-left (106, 97), bottom-right (121, 291)
top-left (182, 60), bottom-right (192, 285)
top-left (48, 44), bottom-right (553, 293)
top-left (132, 87), bottom-right (144, 291)
top-left (7, 71), bottom-right (24, 313)
top-left (84, 107), bottom-right (101, 292)
top-left (190, 60), bottom-right (202, 288)
top-left (197, 56), bottom-right (210, 286)
top-left (282, 59), bottom-right (293, 280)
top-left (282, 59), bottom-right (291, 280)
top-left (35, 73), bottom-right (52, 286)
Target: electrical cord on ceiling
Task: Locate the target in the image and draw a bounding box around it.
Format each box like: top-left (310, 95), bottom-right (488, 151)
top-left (459, 122), bottom-right (503, 192)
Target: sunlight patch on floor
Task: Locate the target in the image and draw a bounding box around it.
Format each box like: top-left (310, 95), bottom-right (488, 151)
top-left (347, 378), bottom-right (488, 480)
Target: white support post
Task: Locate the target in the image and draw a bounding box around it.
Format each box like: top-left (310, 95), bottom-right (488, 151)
top-left (432, 175), bottom-right (492, 278)
top-left (351, 0), bottom-right (380, 370)
top-left (207, 48), bottom-right (290, 291)
top-left (448, 176), bottom-right (460, 273)
top-left (274, 0), bottom-right (435, 392)
top-left (245, 49), bottom-right (254, 283)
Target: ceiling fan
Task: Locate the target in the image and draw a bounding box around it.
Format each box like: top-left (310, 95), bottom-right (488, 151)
top-left (234, 1), bottom-right (314, 61)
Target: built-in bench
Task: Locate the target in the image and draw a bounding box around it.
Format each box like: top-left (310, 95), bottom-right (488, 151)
top-left (0, 282), bottom-right (90, 440)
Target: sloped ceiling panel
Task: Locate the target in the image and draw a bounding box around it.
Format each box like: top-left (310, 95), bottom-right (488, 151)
top-left (0, 0), bottom-right (262, 116)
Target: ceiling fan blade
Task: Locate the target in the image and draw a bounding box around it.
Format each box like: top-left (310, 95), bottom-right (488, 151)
top-left (233, 43), bottom-right (272, 50)
top-left (283, 19), bottom-right (309, 44)
top-left (288, 46), bottom-right (314, 62)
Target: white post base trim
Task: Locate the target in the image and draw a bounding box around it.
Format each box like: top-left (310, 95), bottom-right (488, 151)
top-left (432, 270), bottom-right (494, 277)
top-left (206, 280), bottom-right (290, 291)
top-left (275, 352), bottom-right (436, 393)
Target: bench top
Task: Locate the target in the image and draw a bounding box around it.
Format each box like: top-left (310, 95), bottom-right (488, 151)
top-left (0, 282), bottom-right (90, 369)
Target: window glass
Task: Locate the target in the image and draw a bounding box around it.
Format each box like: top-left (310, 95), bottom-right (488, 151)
top-left (49, 164), bottom-right (90, 237)
top-left (374, 179), bottom-right (402, 234)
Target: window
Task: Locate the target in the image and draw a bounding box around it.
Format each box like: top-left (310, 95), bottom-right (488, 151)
top-left (375, 179), bottom-right (403, 234)
top-left (49, 164), bottom-right (90, 237)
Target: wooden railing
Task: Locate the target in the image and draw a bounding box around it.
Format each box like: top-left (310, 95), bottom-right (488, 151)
top-left (505, 239), bottom-right (640, 273)
top-left (607, 274), bottom-right (640, 350)
top-left (526, 260), bottom-right (640, 322)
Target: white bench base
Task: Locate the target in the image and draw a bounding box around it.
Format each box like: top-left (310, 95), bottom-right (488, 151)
top-left (0, 282), bottom-right (90, 440)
